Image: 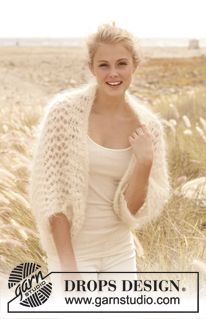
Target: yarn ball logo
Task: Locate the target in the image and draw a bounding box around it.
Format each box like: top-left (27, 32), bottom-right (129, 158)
top-left (8, 262), bottom-right (52, 307)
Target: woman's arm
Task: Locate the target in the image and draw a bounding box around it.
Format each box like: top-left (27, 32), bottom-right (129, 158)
top-left (123, 161), bottom-right (152, 215)
top-left (112, 120), bottom-right (170, 229)
top-left (124, 124), bottom-right (153, 214)
top-left (49, 213), bottom-right (78, 272)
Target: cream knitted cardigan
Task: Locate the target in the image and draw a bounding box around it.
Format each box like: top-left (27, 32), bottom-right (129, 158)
top-left (30, 82), bottom-right (170, 271)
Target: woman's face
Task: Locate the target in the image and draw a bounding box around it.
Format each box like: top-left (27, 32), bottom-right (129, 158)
top-left (89, 42), bottom-right (136, 97)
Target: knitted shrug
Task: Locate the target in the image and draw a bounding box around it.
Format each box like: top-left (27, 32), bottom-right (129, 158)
top-left (29, 82), bottom-right (170, 271)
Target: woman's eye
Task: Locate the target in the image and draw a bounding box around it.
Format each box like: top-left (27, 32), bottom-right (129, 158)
top-left (99, 64), bottom-right (108, 67)
top-left (119, 62), bottom-right (127, 66)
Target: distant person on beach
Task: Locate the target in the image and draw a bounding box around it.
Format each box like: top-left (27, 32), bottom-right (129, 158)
top-left (30, 23), bottom-right (170, 282)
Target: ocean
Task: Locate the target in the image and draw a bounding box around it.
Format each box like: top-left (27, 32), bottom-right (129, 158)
top-left (0, 37), bottom-right (206, 47)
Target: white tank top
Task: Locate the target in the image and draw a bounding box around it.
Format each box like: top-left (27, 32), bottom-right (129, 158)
top-left (72, 135), bottom-right (136, 259)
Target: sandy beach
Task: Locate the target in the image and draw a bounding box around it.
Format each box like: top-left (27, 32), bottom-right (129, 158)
top-left (0, 46), bottom-right (206, 111)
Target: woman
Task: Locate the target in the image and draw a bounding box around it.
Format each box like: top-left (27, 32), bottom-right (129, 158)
top-left (30, 24), bottom-right (170, 282)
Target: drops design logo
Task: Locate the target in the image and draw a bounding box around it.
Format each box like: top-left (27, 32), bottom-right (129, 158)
top-left (8, 262), bottom-right (52, 307)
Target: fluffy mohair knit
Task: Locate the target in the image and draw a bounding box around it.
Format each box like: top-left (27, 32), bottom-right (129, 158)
top-left (29, 82), bottom-right (171, 272)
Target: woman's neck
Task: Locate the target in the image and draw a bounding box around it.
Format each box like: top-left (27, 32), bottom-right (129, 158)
top-left (93, 89), bottom-right (129, 116)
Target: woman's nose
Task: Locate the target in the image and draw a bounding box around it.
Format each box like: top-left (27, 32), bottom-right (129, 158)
top-left (109, 67), bottom-right (118, 77)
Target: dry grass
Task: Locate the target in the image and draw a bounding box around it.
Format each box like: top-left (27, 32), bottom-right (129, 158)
top-left (0, 47), bottom-right (206, 288)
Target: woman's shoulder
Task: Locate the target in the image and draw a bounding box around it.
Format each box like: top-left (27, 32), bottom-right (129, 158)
top-left (44, 82), bottom-right (96, 117)
top-left (127, 92), bottom-right (164, 132)
top-left (46, 85), bottom-right (84, 110)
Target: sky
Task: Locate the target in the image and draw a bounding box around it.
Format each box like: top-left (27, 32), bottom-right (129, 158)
top-left (0, 0), bottom-right (205, 39)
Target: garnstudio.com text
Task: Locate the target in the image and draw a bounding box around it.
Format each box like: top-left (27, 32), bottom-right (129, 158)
top-left (65, 294), bottom-right (180, 307)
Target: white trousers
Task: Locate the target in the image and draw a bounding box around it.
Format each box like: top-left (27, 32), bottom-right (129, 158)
top-left (75, 249), bottom-right (138, 282)
top-left (53, 250), bottom-right (138, 304)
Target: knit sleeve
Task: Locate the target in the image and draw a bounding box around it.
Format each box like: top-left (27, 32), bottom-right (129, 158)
top-left (29, 98), bottom-right (73, 229)
top-left (113, 119), bottom-right (171, 230)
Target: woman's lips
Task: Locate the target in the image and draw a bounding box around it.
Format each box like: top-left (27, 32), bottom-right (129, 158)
top-left (106, 81), bottom-right (123, 87)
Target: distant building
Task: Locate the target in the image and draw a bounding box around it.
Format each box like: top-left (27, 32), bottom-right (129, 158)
top-left (188, 39), bottom-right (200, 49)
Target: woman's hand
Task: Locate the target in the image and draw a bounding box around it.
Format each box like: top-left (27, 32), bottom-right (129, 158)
top-left (128, 124), bottom-right (153, 168)
top-left (60, 264), bottom-right (83, 281)
top-left (60, 268), bottom-right (83, 293)
top-left (61, 271), bottom-right (83, 283)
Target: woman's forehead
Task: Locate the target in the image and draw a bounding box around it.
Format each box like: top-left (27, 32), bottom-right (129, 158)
top-left (93, 43), bottom-right (132, 61)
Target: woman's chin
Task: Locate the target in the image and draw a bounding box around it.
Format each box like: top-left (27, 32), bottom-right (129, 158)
top-left (103, 84), bottom-right (126, 96)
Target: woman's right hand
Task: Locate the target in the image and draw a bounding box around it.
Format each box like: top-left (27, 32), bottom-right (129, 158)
top-left (61, 269), bottom-right (83, 282)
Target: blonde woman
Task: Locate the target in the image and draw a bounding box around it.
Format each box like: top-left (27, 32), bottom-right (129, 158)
top-left (30, 24), bottom-right (170, 282)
